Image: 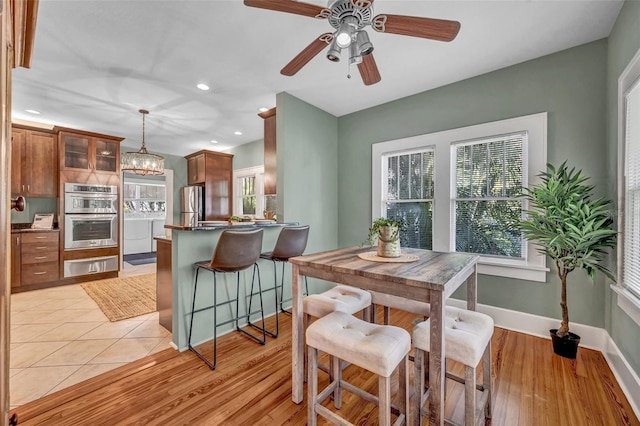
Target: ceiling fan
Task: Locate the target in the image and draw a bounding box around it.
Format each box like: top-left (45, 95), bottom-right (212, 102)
top-left (243, 0), bottom-right (461, 85)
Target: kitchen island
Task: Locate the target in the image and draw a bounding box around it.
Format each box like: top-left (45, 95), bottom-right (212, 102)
top-left (159, 222), bottom-right (298, 350)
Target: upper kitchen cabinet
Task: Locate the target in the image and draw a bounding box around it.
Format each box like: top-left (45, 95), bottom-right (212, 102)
top-left (186, 152), bottom-right (206, 185)
top-left (11, 126), bottom-right (58, 197)
top-left (259, 107), bottom-right (276, 195)
top-left (58, 128), bottom-right (123, 177)
top-left (185, 150), bottom-right (234, 220)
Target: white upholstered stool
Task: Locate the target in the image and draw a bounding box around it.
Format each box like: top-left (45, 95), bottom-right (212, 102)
top-left (412, 306), bottom-right (494, 426)
top-left (303, 285), bottom-right (372, 374)
top-left (369, 290), bottom-right (430, 324)
top-left (306, 311), bottom-right (410, 426)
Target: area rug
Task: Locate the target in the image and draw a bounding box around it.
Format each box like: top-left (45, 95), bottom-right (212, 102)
top-left (81, 273), bottom-right (156, 321)
top-left (123, 252), bottom-right (157, 266)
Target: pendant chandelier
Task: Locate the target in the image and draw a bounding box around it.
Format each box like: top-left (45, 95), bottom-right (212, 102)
top-left (121, 109), bottom-right (164, 176)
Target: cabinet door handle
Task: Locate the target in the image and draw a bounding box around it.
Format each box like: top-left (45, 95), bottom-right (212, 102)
top-left (34, 236), bottom-right (47, 239)
top-left (35, 246), bottom-right (47, 250)
top-left (34, 256), bottom-right (47, 260)
top-left (33, 272), bottom-right (47, 275)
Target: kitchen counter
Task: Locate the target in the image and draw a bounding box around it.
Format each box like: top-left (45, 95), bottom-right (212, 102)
top-left (165, 221), bottom-right (292, 231)
top-left (165, 222), bottom-right (299, 350)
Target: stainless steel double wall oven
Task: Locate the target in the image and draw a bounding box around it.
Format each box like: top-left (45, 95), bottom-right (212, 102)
top-left (63, 183), bottom-right (119, 277)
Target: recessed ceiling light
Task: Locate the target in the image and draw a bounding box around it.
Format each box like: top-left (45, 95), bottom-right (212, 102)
top-left (234, 131), bottom-right (242, 136)
top-left (196, 83), bottom-right (210, 91)
top-left (25, 109), bottom-right (40, 114)
top-left (259, 107), bottom-right (269, 112)
top-left (210, 140), bottom-right (218, 144)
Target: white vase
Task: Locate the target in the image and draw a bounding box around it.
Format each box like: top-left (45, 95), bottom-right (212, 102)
top-left (377, 226), bottom-right (401, 258)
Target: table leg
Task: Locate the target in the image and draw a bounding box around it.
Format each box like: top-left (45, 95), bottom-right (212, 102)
top-left (429, 290), bottom-right (445, 426)
top-left (292, 264), bottom-right (304, 403)
top-left (466, 264), bottom-right (477, 311)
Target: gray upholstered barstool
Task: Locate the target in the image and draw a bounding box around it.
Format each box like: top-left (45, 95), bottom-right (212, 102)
top-left (412, 306), bottom-right (494, 426)
top-left (259, 225), bottom-right (310, 337)
top-left (188, 228), bottom-right (266, 370)
top-left (306, 311), bottom-right (410, 426)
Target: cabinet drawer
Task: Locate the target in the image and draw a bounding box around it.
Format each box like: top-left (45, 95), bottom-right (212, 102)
top-left (22, 242), bottom-right (58, 254)
top-left (21, 262), bottom-right (59, 285)
top-left (22, 232), bottom-right (58, 244)
top-left (22, 251), bottom-right (58, 264)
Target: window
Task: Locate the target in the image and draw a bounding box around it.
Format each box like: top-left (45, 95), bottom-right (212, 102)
top-left (454, 133), bottom-right (526, 258)
top-left (233, 166), bottom-right (264, 217)
top-left (615, 47), bottom-right (640, 327)
top-left (372, 113), bottom-right (547, 281)
top-left (383, 149), bottom-right (434, 250)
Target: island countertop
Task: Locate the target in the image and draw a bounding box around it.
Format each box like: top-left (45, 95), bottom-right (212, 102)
top-left (165, 222), bottom-right (297, 231)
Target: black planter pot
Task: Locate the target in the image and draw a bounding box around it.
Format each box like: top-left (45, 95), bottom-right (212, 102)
top-left (549, 329), bottom-right (581, 359)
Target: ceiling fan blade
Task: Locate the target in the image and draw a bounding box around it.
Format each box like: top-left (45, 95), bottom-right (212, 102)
top-left (357, 54), bottom-right (381, 86)
top-left (281, 33), bottom-right (333, 76)
top-left (372, 14), bottom-right (461, 42)
top-left (244, 0), bottom-right (329, 18)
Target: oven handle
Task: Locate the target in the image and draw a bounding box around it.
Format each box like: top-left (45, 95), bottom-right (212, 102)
top-left (66, 193), bottom-right (118, 200)
top-left (65, 214), bottom-right (117, 220)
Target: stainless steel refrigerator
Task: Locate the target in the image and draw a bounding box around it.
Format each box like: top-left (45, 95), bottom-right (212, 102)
top-left (180, 186), bottom-right (204, 227)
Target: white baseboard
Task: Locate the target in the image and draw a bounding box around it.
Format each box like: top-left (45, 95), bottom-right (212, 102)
top-left (447, 298), bottom-right (640, 420)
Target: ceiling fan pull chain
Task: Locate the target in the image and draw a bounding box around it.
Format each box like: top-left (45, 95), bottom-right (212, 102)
top-left (347, 60), bottom-right (352, 80)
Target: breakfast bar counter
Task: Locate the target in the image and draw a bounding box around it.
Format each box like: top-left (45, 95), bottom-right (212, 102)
top-left (161, 222), bottom-right (297, 350)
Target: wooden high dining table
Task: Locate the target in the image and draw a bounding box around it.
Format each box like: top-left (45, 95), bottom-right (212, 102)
top-left (289, 246), bottom-right (479, 426)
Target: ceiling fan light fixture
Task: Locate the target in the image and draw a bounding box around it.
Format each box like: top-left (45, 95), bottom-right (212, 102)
top-left (327, 38), bottom-right (341, 62)
top-left (335, 16), bottom-right (357, 48)
top-left (121, 109), bottom-right (165, 176)
top-left (349, 42), bottom-right (362, 65)
top-left (356, 30), bottom-right (374, 56)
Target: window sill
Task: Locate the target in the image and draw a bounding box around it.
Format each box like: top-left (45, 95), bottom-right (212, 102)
top-left (478, 259), bottom-right (548, 282)
top-left (611, 285), bottom-right (640, 327)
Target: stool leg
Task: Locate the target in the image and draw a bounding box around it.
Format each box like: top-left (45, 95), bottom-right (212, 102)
top-left (379, 374), bottom-right (391, 426)
top-left (187, 267), bottom-right (200, 350)
top-left (308, 345), bottom-right (318, 426)
top-left (331, 355), bottom-right (341, 409)
top-left (399, 355), bottom-right (409, 424)
top-left (383, 306), bottom-right (390, 325)
top-left (484, 340), bottom-right (492, 419)
top-left (414, 348), bottom-right (425, 426)
top-left (272, 260), bottom-right (279, 336)
top-left (237, 265), bottom-right (266, 345)
top-left (464, 365), bottom-right (476, 426)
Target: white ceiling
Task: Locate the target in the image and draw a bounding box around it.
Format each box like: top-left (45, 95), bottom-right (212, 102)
top-left (12, 0), bottom-right (623, 157)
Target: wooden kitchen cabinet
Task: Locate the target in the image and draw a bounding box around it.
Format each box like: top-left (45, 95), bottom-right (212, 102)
top-left (58, 129), bottom-right (123, 175)
top-left (11, 233), bottom-right (21, 289)
top-left (185, 150), bottom-right (234, 220)
top-left (259, 107), bottom-right (277, 195)
top-left (11, 126), bottom-right (58, 197)
top-left (11, 231), bottom-right (60, 288)
top-left (187, 152), bottom-right (206, 185)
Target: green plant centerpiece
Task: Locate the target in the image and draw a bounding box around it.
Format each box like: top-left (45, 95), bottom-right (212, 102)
top-left (519, 162), bottom-right (617, 358)
top-left (367, 217), bottom-right (406, 258)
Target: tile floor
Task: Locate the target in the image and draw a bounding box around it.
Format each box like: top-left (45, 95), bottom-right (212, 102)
top-left (9, 262), bottom-right (172, 409)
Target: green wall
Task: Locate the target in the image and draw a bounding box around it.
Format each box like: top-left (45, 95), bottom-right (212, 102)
top-left (606, 0), bottom-right (640, 377)
top-left (337, 40), bottom-right (609, 328)
top-left (277, 93), bottom-right (339, 260)
top-left (228, 139), bottom-right (264, 170)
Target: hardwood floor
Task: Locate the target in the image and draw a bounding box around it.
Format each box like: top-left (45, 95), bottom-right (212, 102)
top-left (10, 308), bottom-right (639, 425)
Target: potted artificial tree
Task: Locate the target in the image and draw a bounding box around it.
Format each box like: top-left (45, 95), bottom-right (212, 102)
top-left (520, 162), bottom-right (617, 359)
top-left (366, 217), bottom-right (406, 258)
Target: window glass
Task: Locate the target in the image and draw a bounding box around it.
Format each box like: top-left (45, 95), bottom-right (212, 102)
top-left (454, 133), bottom-right (526, 258)
top-left (383, 149), bottom-right (434, 249)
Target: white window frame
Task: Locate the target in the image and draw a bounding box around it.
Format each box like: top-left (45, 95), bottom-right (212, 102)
top-left (614, 46), bottom-right (640, 328)
top-left (372, 112), bottom-right (548, 282)
top-left (233, 166), bottom-right (264, 217)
